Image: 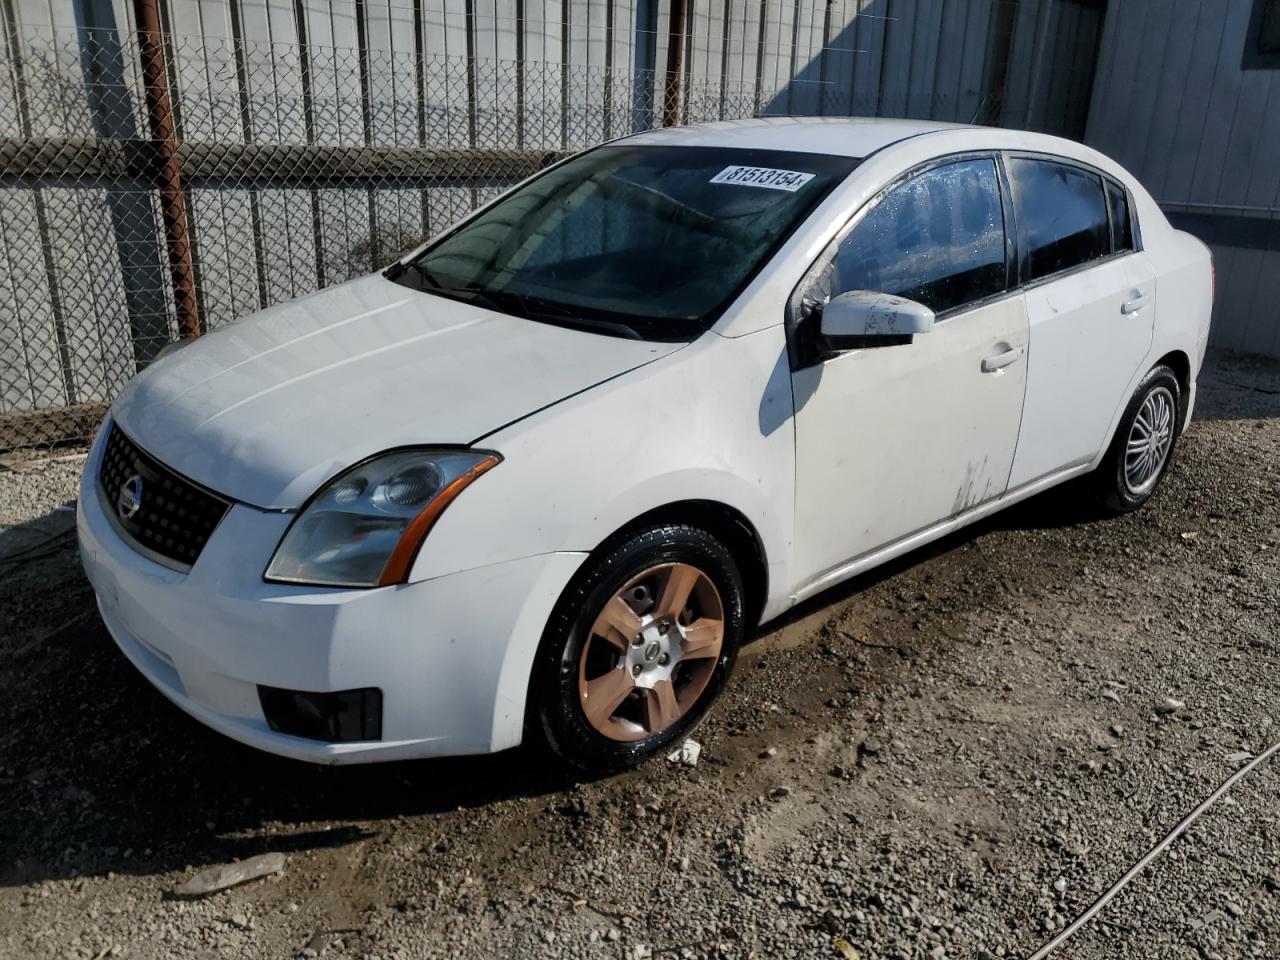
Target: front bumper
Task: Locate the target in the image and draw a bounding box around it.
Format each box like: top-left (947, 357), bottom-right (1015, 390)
top-left (77, 430), bottom-right (584, 764)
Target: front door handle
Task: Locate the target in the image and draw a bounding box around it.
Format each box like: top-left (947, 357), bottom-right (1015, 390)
top-left (981, 346), bottom-right (1023, 373)
top-left (1122, 293), bottom-right (1148, 315)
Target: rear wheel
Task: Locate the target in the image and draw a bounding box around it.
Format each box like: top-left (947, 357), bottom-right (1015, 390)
top-left (530, 524), bottom-right (744, 774)
top-left (1093, 364), bottom-right (1181, 513)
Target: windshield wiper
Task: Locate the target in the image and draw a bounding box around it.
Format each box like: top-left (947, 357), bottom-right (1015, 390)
top-left (389, 269), bottom-right (645, 340)
top-left (485, 289), bottom-right (644, 340)
top-left (389, 268), bottom-right (513, 315)
top-left (456, 286), bottom-right (523, 316)
top-left (534, 311), bottom-right (644, 340)
top-left (384, 260), bottom-right (432, 290)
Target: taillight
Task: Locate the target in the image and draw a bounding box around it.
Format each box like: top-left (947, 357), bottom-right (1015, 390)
top-left (1210, 255), bottom-right (1216, 303)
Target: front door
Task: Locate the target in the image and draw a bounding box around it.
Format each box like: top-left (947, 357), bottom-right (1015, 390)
top-left (789, 157), bottom-right (1029, 588)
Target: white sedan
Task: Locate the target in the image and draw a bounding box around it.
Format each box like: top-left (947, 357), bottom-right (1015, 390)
top-left (78, 118), bottom-right (1213, 772)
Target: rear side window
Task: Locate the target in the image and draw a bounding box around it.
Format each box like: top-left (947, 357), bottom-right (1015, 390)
top-left (1105, 180), bottom-right (1133, 252)
top-left (1007, 158), bottom-right (1110, 282)
top-left (825, 157), bottom-right (1007, 315)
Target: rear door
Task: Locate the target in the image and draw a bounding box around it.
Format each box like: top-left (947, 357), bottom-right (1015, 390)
top-left (1004, 157), bottom-right (1156, 489)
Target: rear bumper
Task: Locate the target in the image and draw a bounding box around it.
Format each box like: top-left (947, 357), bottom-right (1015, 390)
top-left (78, 429), bottom-right (584, 764)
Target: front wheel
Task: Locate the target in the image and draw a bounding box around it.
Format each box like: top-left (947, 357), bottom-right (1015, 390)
top-left (1093, 364), bottom-right (1182, 513)
top-left (530, 524), bottom-right (745, 774)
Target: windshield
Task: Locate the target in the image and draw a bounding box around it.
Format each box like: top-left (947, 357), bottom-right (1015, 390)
top-left (388, 145), bottom-right (859, 340)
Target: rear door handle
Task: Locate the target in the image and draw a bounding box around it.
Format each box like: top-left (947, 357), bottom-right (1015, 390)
top-left (981, 346), bottom-right (1023, 373)
top-left (1122, 293), bottom-right (1148, 315)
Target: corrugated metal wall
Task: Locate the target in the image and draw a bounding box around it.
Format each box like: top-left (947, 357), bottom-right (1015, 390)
top-left (5, 0), bottom-right (1065, 434)
top-left (1087, 0), bottom-right (1280, 356)
top-left (4, 0), bottom-right (1044, 130)
top-left (5, 0), bottom-right (1276, 441)
top-left (4, 0), bottom-right (1058, 145)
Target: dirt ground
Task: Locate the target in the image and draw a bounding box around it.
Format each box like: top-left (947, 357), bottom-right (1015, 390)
top-left (1, 352), bottom-right (1277, 960)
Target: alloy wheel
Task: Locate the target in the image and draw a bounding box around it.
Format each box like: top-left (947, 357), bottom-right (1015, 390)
top-left (577, 562), bottom-right (724, 742)
top-left (1124, 385), bottom-right (1175, 495)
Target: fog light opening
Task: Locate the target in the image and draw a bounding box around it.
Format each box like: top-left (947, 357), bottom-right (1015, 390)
top-left (257, 686), bottom-right (383, 743)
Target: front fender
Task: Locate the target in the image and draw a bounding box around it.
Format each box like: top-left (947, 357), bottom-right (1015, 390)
top-left (409, 326), bottom-right (797, 620)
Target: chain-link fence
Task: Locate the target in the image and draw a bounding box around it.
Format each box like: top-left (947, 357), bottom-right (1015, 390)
top-left (0, 23), bottom-right (997, 451)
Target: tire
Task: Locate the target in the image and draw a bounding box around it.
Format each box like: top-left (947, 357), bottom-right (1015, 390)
top-left (529, 524), bottom-right (745, 774)
top-left (1092, 364), bottom-right (1181, 514)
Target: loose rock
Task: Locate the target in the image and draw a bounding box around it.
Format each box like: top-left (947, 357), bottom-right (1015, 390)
top-left (666, 738), bottom-right (702, 767)
top-left (172, 853), bottom-right (286, 898)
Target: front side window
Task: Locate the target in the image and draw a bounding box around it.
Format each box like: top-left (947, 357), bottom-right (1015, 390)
top-left (390, 145), bottom-right (858, 341)
top-left (815, 158), bottom-right (1008, 316)
top-left (1007, 157), bottom-right (1110, 282)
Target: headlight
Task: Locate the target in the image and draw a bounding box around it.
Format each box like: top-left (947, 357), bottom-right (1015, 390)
top-left (265, 449), bottom-right (500, 588)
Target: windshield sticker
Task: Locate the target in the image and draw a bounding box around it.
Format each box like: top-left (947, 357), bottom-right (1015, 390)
top-left (710, 165), bottom-right (816, 192)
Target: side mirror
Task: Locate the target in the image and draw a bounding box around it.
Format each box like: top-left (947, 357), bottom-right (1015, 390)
top-left (818, 290), bottom-right (935, 349)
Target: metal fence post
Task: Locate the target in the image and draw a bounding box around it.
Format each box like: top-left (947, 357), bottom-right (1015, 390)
top-left (133, 0), bottom-right (200, 342)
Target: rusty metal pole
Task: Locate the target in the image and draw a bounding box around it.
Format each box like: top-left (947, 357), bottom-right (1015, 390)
top-left (134, 0), bottom-right (201, 342)
top-left (661, 0), bottom-right (687, 127)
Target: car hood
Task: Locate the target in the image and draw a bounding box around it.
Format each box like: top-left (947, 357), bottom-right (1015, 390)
top-left (111, 274), bottom-right (680, 509)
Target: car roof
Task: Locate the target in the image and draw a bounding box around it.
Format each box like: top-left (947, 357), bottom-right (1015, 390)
top-left (618, 116), bottom-right (974, 159)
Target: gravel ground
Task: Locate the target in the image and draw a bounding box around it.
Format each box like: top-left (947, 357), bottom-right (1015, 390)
top-left (1, 351), bottom-right (1277, 960)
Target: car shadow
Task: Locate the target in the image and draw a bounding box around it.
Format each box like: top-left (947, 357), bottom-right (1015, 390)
top-left (0, 504), bottom-right (586, 890)
top-left (747, 475), bottom-right (1104, 645)
top-left (0, 465), bottom-right (1139, 890)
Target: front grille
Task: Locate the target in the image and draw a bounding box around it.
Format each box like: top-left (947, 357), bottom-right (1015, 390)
top-left (97, 423), bottom-right (230, 569)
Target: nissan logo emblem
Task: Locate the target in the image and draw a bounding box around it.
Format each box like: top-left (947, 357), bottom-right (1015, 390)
top-left (117, 474), bottom-right (144, 521)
